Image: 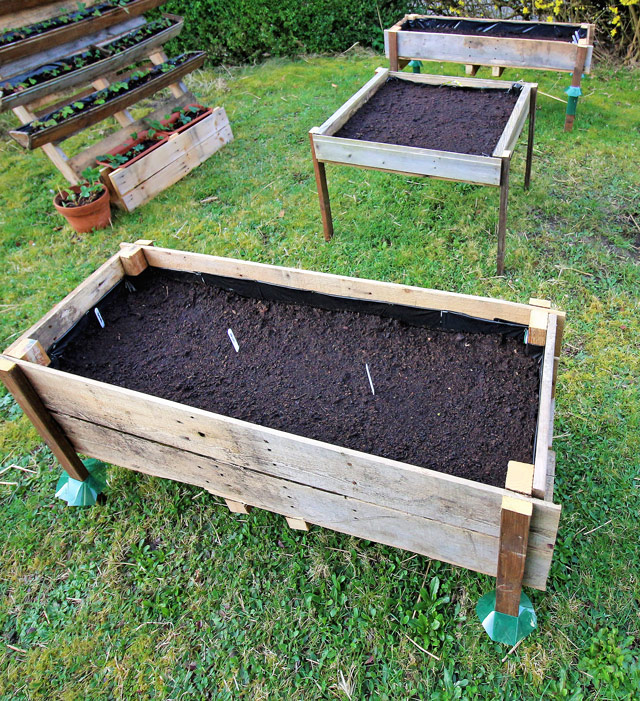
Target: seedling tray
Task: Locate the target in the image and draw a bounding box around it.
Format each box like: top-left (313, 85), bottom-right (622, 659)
top-left (1, 243), bottom-right (564, 595)
top-left (309, 69), bottom-right (537, 274)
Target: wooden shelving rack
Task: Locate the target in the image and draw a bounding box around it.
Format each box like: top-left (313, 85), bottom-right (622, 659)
top-left (0, 0), bottom-right (232, 208)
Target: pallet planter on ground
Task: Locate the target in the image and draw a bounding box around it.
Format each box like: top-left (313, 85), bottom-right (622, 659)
top-left (0, 15), bottom-right (184, 112)
top-left (310, 68), bottom-right (537, 275)
top-left (98, 106), bottom-right (233, 212)
top-left (8, 51), bottom-right (206, 149)
top-left (0, 243), bottom-right (564, 643)
top-left (0, 0), bottom-right (166, 63)
top-left (385, 14), bottom-right (594, 130)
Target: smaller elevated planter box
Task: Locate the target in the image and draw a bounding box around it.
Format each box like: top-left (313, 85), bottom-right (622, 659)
top-left (100, 106), bottom-right (233, 211)
top-left (385, 14), bottom-right (595, 130)
top-left (310, 68), bottom-right (537, 275)
top-left (1, 243), bottom-right (564, 632)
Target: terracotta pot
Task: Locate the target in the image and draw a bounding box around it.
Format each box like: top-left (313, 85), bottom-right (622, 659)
top-left (161, 103), bottom-right (212, 135)
top-left (95, 129), bottom-right (169, 171)
top-left (53, 185), bottom-right (111, 233)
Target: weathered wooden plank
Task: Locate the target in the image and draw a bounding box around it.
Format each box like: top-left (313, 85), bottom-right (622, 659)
top-left (3, 253), bottom-right (124, 354)
top-left (495, 495), bottom-right (532, 615)
top-left (117, 121), bottom-right (233, 211)
top-left (0, 16), bottom-right (184, 112)
top-left (17, 360), bottom-right (561, 555)
top-left (56, 411), bottom-right (555, 588)
top-left (110, 108), bottom-right (229, 195)
top-left (140, 246), bottom-right (543, 325)
top-left (386, 30), bottom-right (593, 73)
top-left (9, 52), bottom-right (206, 149)
top-left (533, 314), bottom-right (557, 498)
top-left (493, 85), bottom-right (532, 157)
top-left (312, 134), bottom-right (501, 187)
top-left (389, 70), bottom-right (527, 91)
top-left (0, 0), bottom-right (101, 31)
top-left (316, 68), bottom-right (388, 136)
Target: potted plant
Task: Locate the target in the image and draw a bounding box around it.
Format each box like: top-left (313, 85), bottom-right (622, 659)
top-left (53, 167), bottom-right (111, 233)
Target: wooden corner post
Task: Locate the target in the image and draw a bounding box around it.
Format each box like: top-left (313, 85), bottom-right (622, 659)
top-left (524, 85), bottom-right (537, 191)
top-left (0, 357), bottom-right (89, 482)
top-left (564, 44), bottom-right (589, 132)
top-left (309, 130), bottom-right (334, 241)
top-left (497, 152), bottom-right (511, 276)
top-left (388, 27), bottom-right (399, 72)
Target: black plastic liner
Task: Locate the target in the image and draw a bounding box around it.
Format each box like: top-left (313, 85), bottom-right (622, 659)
top-left (400, 17), bottom-right (587, 43)
top-left (48, 267), bottom-right (543, 363)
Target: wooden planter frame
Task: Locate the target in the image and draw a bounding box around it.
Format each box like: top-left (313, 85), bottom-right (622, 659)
top-left (385, 14), bottom-right (595, 131)
top-left (0, 0), bottom-right (166, 64)
top-left (1, 243), bottom-right (564, 613)
top-left (309, 68), bottom-right (537, 275)
top-left (0, 14), bottom-right (184, 112)
top-left (101, 107), bottom-right (234, 212)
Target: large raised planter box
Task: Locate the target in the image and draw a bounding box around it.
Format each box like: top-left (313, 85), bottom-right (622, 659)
top-left (385, 14), bottom-right (595, 130)
top-left (310, 68), bottom-right (537, 275)
top-left (1, 243), bottom-right (564, 605)
top-left (100, 106), bottom-right (233, 212)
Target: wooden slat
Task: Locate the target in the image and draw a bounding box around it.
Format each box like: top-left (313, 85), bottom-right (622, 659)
top-left (286, 517), bottom-right (310, 531)
top-left (224, 499), bottom-right (251, 514)
top-left (493, 85), bottom-right (532, 157)
top-left (0, 0), bottom-right (101, 31)
top-left (533, 314), bottom-right (557, 498)
top-left (545, 450), bottom-right (556, 501)
top-left (0, 16), bottom-right (184, 112)
top-left (386, 28), bottom-right (593, 74)
top-left (9, 52), bottom-right (206, 149)
top-left (55, 411), bottom-right (556, 588)
top-left (110, 108), bottom-right (229, 195)
top-left (140, 246), bottom-right (544, 325)
top-left (0, 0), bottom-right (166, 64)
top-left (316, 67), bottom-right (389, 136)
top-left (3, 252), bottom-right (124, 354)
top-left (116, 120), bottom-right (233, 212)
top-left (312, 134), bottom-right (501, 187)
top-left (68, 94), bottom-right (193, 175)
top-left (495, 495), bottom-right (532, 616)
top-left (389, 70), bottom-right (530, 91)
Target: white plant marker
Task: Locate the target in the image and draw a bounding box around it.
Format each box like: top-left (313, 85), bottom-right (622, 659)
top-left (227, 328), bottom-right (240, 353)
top-left (94, 308), bottom-right (105, 328)
top-left (365, 363), bottom-right (375, 396)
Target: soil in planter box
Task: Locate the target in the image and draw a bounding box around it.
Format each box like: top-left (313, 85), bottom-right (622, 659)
top-left (334, 78), bottom-right (520, 156)
top-left (399, 18), bottom-right (586, 42)
top-left (55, 269), bottom-right (540, 487)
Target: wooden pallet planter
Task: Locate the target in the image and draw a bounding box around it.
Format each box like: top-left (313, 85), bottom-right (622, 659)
top-left (9, 51), bottom-right (206, 149)
top-left (102, 107), bottom-right (233, 212)
top-left (0, 0), bottom-right (166, 64)
top-left (1, 244), bottom-right (564, 603)
top-left (385, 14), bottom-right (595, 131)
top-left (0, 15), bottom-right (184, 112)
top-left (310, 68), bottom-right (537, 275)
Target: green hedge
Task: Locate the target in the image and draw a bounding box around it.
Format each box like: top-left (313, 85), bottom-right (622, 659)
top-left (158, 1), bottom-right (413, 64)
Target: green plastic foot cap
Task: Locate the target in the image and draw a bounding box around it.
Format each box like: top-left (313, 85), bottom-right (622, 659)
top-left (476, 590), bottom-right (537, 646)
top-left (55, 459), bottom-right (107, 506)
top-left (407, 60), bottom-right (422, 73)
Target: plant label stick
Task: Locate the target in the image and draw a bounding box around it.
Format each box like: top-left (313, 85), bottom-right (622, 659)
top-left (365, 363), bottom-right (375, 396)
top-left (227, 329), bottom-right (239, 353)
top-left (94, 308), bottom-right (105, 328)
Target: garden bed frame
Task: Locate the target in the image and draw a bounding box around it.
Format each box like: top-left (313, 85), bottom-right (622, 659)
top-left (309, 68), bottom-right (537, 275)
top-left (0, 242), bottom-right (564, 616)
top-left (385, 14), bottom-right (595, 131)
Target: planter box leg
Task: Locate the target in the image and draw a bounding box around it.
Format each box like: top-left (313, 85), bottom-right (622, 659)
top-left (497, 153), bottom-right (511, 276)
top-left (0, 358), bottom-right (107, 506)
top-left (465, 65), bottom-right (480, 77)
top-left (524, 86), bottom-right (537, 191)
top-left (492, 66), bottom-right (505, 78)
top-left (309, 133), bottom-right (334, 241)
top-left (564, 46), bottom-right (588, 132)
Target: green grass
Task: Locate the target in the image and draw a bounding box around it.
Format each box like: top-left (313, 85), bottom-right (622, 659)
top-left (1, 52), bottom-right (639, 698)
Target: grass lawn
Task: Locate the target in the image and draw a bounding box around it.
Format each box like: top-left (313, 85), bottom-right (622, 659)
top-left (0, 51), bottom-right (639, 698)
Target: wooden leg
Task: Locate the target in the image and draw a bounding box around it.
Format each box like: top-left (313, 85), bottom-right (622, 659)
top-left (564, 46), bottom-right (588, 132)
top-left (497, 153), bottom-right (511, 276)
top-left (465, 64), bottom-right (480, 77)
top-left (524, 86), bottom-right (537, 191)
top-left (495, 495), bottom-right (532, 616)
top-left (309, 133), bottom-right (334, 241)
top-left (0, 358), bottom-right (89, 482)
top-left (388, 29), bottom-right (399, 72)
top-left (492, 66), bottom-right (505, 78)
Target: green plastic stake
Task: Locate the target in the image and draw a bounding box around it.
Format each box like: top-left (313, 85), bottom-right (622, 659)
top-left (565, 85), bottom-right (582, 117)
top-left (407, 60), bottom-right (422, 74)
top-left (55, 459), bottom-right (107, 506)
top-left (476, 590), bottom-right (537, 646)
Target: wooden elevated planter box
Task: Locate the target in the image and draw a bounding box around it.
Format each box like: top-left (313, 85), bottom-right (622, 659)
top-left (310, 68), bottom-right (537, 275)
top-left (101, 106), bottom-right (233, 212)
top-left (1, 244), bottom-right (564, 598)
top-left (0, 14), bottom-right (184, 113)
top-left (9, 50), bottom-right (205, 149)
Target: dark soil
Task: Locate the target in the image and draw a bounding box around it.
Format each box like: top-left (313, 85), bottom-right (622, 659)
top-left (400, 18), bottom-right (585, 42)
top-left (334, 78), bottom-right (520, 156)
top-left (56, 269), bottom-right (540, 487)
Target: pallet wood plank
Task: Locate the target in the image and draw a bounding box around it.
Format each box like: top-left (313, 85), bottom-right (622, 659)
top-left (493, 86), bottom-right (532, 157)
top-left (495, 495), bottom-right (532, 615)
top-left (533, 314), bottom-right (557, 498)
top-left (55, 412), bottom-right (555, 588)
